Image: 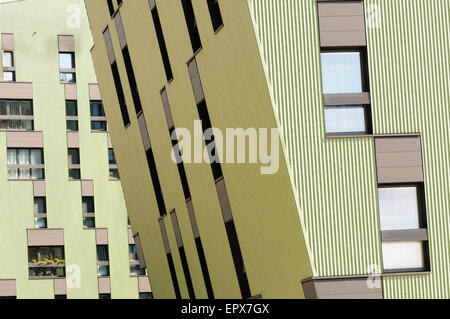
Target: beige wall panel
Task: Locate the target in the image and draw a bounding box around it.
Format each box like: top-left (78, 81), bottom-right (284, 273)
top-left (81, 180), bottom-right (94, 196)
top-left (187, 59), bottom-right (205, 104)
top-left (1, 33), bottom-right (14, 51)
top-left (315, 278), bottom-right (382, 299)
top-left (0, 82), bottom-right (32, 99)
top-left (320, 31), bottom-right (366, 47)
top-left (138, 276), bottom-right (152, 293)
top-left (98, 277), bottom-right (111, 294)
top-left (161, 89), bottom-right (174, 129)
top-left (318, 1), bottom-right (364, 17)
top-left (114, 13), bottom-right (127, 49)
top-left (323, 92), bottom-right (370, 106)
top-left (215, 179), bottom-right (233, 223)
top-left (64, 83), bottom-right (77, 100)
top-left (58, 35), bottom-right (75, 52)
top-left (377, 167), bottom-right (424, 184)
top-left (54, 278), bottom-right (67, 295)
top-left (27, 229), bottom-right (64, 246)
top-left (33, 180), bottom-right (46, 197)
top-left (0, 280), bottom-right (16, 297)
top-left (7, 131), bottom-right (43, 148)
top-left (67, 131), bottom-right (80, 148)
top-left (103, 28), bottom-right (116, 64)
top-left (375, 137), bottom-right (422, 153)
top-left (138, 113), bottom-right (151, 151)
top-left (96, 228), bottom-right (108, 245)
top-left (89, 84), bottom-right (102, 100)
top-left (319, 16), bottom-right (365, 32)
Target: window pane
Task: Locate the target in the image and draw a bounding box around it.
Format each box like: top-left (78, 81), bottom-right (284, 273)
top-left (30, 149), bottom-right (43, 164)
top-left (18, 149), bottom-right (29, 164)
top-left (66, 101), bottom-right (78, 116)
top-left (8, 168), bottom-right (18, 179)
top-left (22, 120), bottom-right (34, 130)
top-left (69, 169), bottom-right (80, 180)
top-left (28, 247), bottom-right (39, 263)
top-left (324, 106), bottom-right (366, 134)
top-left (97, 246), bottom-right (109, 262)
top-left (34, 197), bottom-right (46, 214)
top-left (90, 101), bottom-right (105, 116)
top-left (0, 100), bottom-right (7, 115)
top-left (91, 121), bottom-right (107, 131)
top-left (83, 217), bottom-right (95, 228)
top-left (130, 265), bottom-right (145, 275)
top-left (59, 53), bottom-right (75, 69)
top-left (9, 100), bottom-right (19, 115)
top-left (82, 197), bottom-right (94, 213)
top-left (109, 169), bottom-right (120, 180)
top-left (7, 149), bottom-right (16, 164)
top-left (321, 52), bottom-right (363, 94)
top-left (31, 168), bottom-right (44, 180)
top-left (108, 149), bottom-right (116, 165)
top-left (3, 71), bottom-right (14, 82)
top-left (67, 120), bottom-right (78, 131)
top-left (60, 72), bottom-right (76, 83)
top-left (35, 217), bottom-right (47, 229)
top-left (3, 52), bottom-right (13, 67)
top-left (68, 148), bottom-right (80, 164)
top-left (378, 187), bottom-right (420, 231)
top-left (382, 241), bottom-right (424, 271)
top-left (139, 293), bottom-right (153, 299)
top-left (20, 100), bottom-right (33, 115)
top-left (98, 265), bottom-right (110, 277)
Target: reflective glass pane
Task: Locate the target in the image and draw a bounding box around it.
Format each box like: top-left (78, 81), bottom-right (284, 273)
top-left (96, 245), bottom-right (109, 262)
top-left (68, 148), bottom-right (80, 164)
top-left (30, 149), bottom-right (43, 164)
top-left (324, 106), bottom-right (366, 134)
top-left (82, 197), bottom-right (94, 213)
top-left (3, 52), bottom-right (13, 67)
top-left (108, 149), bottom-right (116, 165)
top-left (60, 72), bottom-right (76, 83)
top-left (83, 217), bottom-right (95, 228)
top-left (67, 120), bottom-right (78, 131)
top-left (3, 71), bottom-right (14, 82)
top-left (31, 168), bottom-right (44, 180)
top-left (98, 265), bottom-right (110, 277)
top-left (378, 187), bottom-right (420, 231)
top-left (18, 149), bottom-right (29, 164)
top-left (130, 265), bottom-right (145, 276)
top-left (35, 217), bottom-right (47, 229)
top-left (382, 241), bottom-right (424, 271)
top-left (321, 52), bottom-right (363, 94)
top-left (91, 121), bottom-right (107, 131)
top-left (9, 100), bottom-right (19, 115)
top-left (34, 197), bottom-right (46, 214)
top-left (59, 53), bottom-right (74, 69)
top-left (8, 168), bottom-right (18, 179)
top-left (69, 169), bottom-right (80, 180)
top-left (65, 100), bottom-right (78, 116)
top-left (90, 101), bottom-right (105, 116)
top-left (7, 149), bottom-right (16, 164)
top-left (109, 169), bottom-right (120, 179)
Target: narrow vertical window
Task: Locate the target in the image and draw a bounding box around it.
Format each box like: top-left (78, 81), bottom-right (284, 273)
top-left (68, 148), bottom-right (80, 180)
top-left (34, 197), bottom-right (47, 229)
top-left (66, 100), bottom-right (78, 131)
top-left (206, 0), bottom-right (223, 32)
top-left (107, 0), bottom-right (114, 16)
top-left (108, 148), bottom-right (120, 180)
top-left (149, 1), bottom-right (173, 81)
top-left (146, 148), bottom-right (166, 217)
top-left (90, 100), bottom-right (107, 131)
top-left (82, 196), bottom-right (95, 229)
top-left (181, 0), bottom-right (202, 53)
top-left (97, 245), bottom-right (110, 276)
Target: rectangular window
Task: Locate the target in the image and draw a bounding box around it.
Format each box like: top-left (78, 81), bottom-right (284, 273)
top-left (59, 53), bottom-right (76, 83)
top-left (3, 51), bottom-right (15, 82)
top-left (34, 197), bottom-right (47, 229)
top-left (107, 0), bottom-right (114, 16)
top-left (7, 148), bottom-right (44, 180)
top-left (28, 246), bottom-right (65, 278)
top-left (206, 0), bottom-right (223, 32)
top-left (121, 46), bottom-right (142, 114)
top-left (66, 100), bottom-right (78, 131)
top-left (96, 245), bottom-right (110, 277)
top-left (108, 148), bottom-right (120, 180)
top-left (90, 101), bottom-right (107, 131)
top-left (181, 0), bottom-right (202, 53)
top-left (0, 99), bottom-right (34, 131)
top-left (139, 292), bottom-right (153, 299)
top-left (321, 52), bottom-right (363, 94)
top-left (3, 51), bottom-right (13, 67)
top-left (3, 71), bottom-right (15, 82)
top-left (150, 3), bottom-right (173, 81)
top-left (111, 61), bottom-right (130, 126)
top-left (99, 293), bottom-right (111, 299)
top-left (129, 244), bottom-right (145, 276)
top-left (379, 187), bottom-right (421, 231)
top-left (382, 241), bottom-right (425, 272)
top-left (82, 196), bottom-right (95, 229)
top-left (68, 148), bottom-right (80, 180)
top-left (146, 148), bottom-right (166, 216)
top-left (324, 105), bottom-right (368, 135)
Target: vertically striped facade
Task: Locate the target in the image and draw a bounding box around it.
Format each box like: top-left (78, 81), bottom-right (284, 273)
top-left (85, 0), bottom-right (449, 299)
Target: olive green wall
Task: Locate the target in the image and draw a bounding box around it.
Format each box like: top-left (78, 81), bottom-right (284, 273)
top-left (0, 0), bottom-right (139, 299)
top-left (85, 0), bottom-right (312, 299)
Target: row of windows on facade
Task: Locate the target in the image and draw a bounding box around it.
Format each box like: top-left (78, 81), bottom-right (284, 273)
top-left (2, 50), bottom-right (76, 83)
top-left (6, 147), bottom-right (118, 181)
top-left (27, 244), bottom-right (146, 279)
top-left (0, 99), bottom-right (107, 132)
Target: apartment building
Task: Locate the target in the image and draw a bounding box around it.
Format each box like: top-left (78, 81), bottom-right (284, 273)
top-left (0, 0), bottom-right (151, 299)
top-left (84, 0), bottom-right (450, 299)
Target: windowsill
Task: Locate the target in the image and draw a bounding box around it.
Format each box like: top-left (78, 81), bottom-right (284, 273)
top-left (213, 24), bottom-right (224, 35)
top-left (60, 81), bottom-right (77, 84)
top-left (109, 178), bottom-right (120, 181)
top-left (91, 130), bottom-right (109, 133)
top-left (29, 276), bottom-right (66, 280)
top-left (8, 179), bottom-right (45, 182)
top-left (304, 271), bottom-right (431, 282)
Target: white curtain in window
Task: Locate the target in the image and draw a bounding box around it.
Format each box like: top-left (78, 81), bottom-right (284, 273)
top-left (7, 149), bottom-right (16, 164)
top-left (18, 149), bottom-right (29, 164)
top-left (19, 168), bottom-right (30, 179)
top-left (30, 149), bottom-right (42, 164)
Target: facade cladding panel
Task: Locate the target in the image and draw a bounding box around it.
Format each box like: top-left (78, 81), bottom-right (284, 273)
top-left (0, 0), bottom-right (146, 298)
top-left (84, 0), bottom-right (450, 299)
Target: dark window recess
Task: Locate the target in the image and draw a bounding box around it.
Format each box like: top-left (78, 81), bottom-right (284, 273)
top-left (181, 0), bottom-right (202, 53)
top-left (195, 237), bottom-right (214, 299)
top-left (206, 0), bottom-right (223, 31)
top-left (121, 46), bottom-right (142, 114)
top-left (178, 247), bottom-right (196, 299)
top-left (225, 220), bottom-right (251, 299)
top-left (117, 0), bottom-right (122, 7)
top-left (150, 5), bottom-right (173, 81)
top-left (171, 140), bottom-right (191, 200)
top-left (110, 61), bottom-right (130, 126)
top-left (107, 0), bottom-right (114, 16)
top-left (166, 253), bottom-right (182, 299)
top-left (146, 148), bottom-right (166, 216)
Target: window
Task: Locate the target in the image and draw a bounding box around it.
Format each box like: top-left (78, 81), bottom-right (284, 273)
top-left (97, 245), bottom-right (110, 276)
top-left (66, 100), bottom-right (78, 131)
top-left (146, 148), bottom-right (166, 216)
top-left (111, 61), bottom-right (130, 126)
top-left (181, 0), bottom-right (202, 53)
top-left (108, 149), bottom-right (120, 180)
top-left (139, 292), bottom-right (153, 299)
top-left (90, 101), bottom-right (107, 131)
top-left (150, 3), bottom-right (173, 81)
top-left (107, 0), bottom-right (114, 16)
top-left (0, 100), bottom-right (34, 131)
top-left (59, 53), bottom-right (76, 83)
top-left (3, 51), bottom-right (13, 67)
top-left (321, 52), bottom-right (363, 94)
top-left (82, 196), bottom-right (95, 229)
top-left (129, 244), bottom-right (145, 275)
top-left (99, 293), bottom-right (111, 299)
top-left (28, 246), bottom-right (65, 278)
top-left (379, 187), bottom-right (421, 231)
top-left (324, 106), bottom-right (368, 135)
top-left (68, 148), bottom-right (80, 180)
top-left (34, 197), bottom-right (47, 229)
top-left (206, 0), bottom-right (223, 32)
top-left (382, 241), bottom-right (425, 271)
top-left (55, 295), bottom-right (67, 299)
top-left (3, 51), bottom-right (15, 82)
top-left (121, 46), bottom-right (142, 114)
top-left (7, 148), bottom-right (44, 180)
